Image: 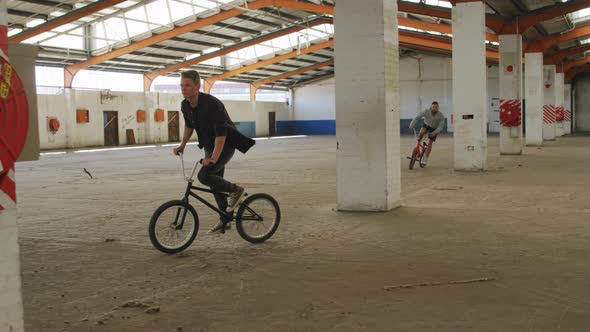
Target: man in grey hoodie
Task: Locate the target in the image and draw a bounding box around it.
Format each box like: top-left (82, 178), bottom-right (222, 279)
top-left (408, 101), bottom-right (445, 165)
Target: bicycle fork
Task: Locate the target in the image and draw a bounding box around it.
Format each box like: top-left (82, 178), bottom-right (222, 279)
top-left (173, 183), bottom-right (193, 230)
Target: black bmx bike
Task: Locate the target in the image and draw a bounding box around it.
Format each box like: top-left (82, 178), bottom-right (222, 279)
top-left (149, 153), bottom-right (281, 254)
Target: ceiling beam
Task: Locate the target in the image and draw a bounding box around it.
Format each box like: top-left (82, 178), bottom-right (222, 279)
top-left (143, 17), bottom-right (331, 91)
top-left (399, 1), bottom-right (505, 34)
top-left (563, 54), bottom-right (590, 73)
top-left (565, 63), bottom-right (590, 82)
top-left (289, 70), bottom-right (334, 88)
top-left (250, 59), bottom-right (333, 99)
top-left (544, 44), bottom-right (590, 66)
top-left (398, 16), bottom-right (498, 42)
top-left (213, 22), bottom-right (261, 35)
top-left (203, 39), bottom-right (334, 92)
top-left (236, 14), bottom-right (283, 28)
top-left (7, 9), bottom-right (48, 20)
top-left (168, 36), bottom-right (222, 48)
top-left (398, 2), bottom-right (451, 20)
top-left (257, 7), bottom-right (302, 21)
top-left (398, 32), bottom-right (499, 60)
top-left (526, 25), bottom-right (590, 53)
top-left (252, 59), bottom-right (333, 88)
top-left (511, 0), bottom-right (588, 34)
top-left (18, 0), bottom-right (74, 11)
top-left (10, 0), bottom-right (127, 43)
top-left (145, 44), bottom-right (202, 55)
top-left (188, 31), bottom-right (240, 42)
top-left (64, 0), bottom-right (333, 87)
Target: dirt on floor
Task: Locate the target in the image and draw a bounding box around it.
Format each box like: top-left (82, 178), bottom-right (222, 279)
top-left (15, 134), bottom-right (590, 332)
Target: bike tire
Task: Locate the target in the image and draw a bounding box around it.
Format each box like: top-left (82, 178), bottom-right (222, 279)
top-left (149, 200), bottom-right (199, 254)
top-left (409, 147), bottom-right (418, 170)
top-left (235, 193), bottom-right (281, 244)
top-left (419, 152), bottom-right (426, 168)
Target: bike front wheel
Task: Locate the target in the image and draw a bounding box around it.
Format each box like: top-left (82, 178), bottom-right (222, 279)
top-left (409, 147), bottom-right (418, 170)
top-left (235, 193), bottom-right (281, 244)
top-left (149, 200), bottom-right (199, 254)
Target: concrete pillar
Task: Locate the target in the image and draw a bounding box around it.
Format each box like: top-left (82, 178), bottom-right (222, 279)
top-left (543, 65), bottom-right (556, 141)
top-left (555, 72), bottom-right (565, 137)
top-left (64, 88), bottom-right (77, 149)
top-left (0, 2), bottom-right (25, 331)
top-left (564, 83), bottom-right (572, 134)
top-left (499, 34), bottom-right (523, 155)
top-left (524, 53), bottom-right (544, 146)
top-left (335, 0), bottom-right (400, 211)
top-left (452, 1), bottom-right (487, 171)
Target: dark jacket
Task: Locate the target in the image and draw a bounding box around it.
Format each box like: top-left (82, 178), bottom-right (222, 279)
top-left (181, 93), bottom-right (255, 154)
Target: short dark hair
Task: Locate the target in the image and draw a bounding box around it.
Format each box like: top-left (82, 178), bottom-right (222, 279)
top-left (431, 101), bottom-right (439, 105)
top-left (181, 70), bottom-right (200, 85)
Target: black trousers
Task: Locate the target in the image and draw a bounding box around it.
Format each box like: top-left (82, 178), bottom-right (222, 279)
top-left (198, 147), bottom-right (236, 221)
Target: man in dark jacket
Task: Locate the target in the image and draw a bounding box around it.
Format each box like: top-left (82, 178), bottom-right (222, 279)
top-left (173, 70), bottom-right (255, 233)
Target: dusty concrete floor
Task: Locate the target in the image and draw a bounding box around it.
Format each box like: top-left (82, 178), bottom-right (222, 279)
top-left (15, 134), bottom-right (590, 331)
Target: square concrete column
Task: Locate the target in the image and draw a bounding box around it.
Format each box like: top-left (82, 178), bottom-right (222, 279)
top-left (0, 204), bottom-right (24, 332)
top-left (452, 1), bottom-right (487, 171)
top-left (555, 72), bottom-right (565, 137)
top-left (0, 3), bottom-right (25, 331)
top-left (64, 88), bottom-right (77, 149)
top-left (335, 0), bottom-right (400, 211)
top-left (499, 35), bottom-right (523, 155)
top-left (564, 83), bottom-right (572, 134)
top-left (524, 53), bottom-right (544, 146)
top-left (543, 65), bottom-right (556, 141)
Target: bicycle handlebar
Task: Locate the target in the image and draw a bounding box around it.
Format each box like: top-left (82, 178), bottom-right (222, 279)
top-left (178, 152), bottom-right (201, 182)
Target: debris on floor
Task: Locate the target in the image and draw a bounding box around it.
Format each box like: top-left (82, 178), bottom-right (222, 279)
top-left (383, 277), bottom-right (496, 291)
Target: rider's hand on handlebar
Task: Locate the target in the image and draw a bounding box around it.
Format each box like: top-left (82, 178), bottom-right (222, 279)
top-left (173, 145), bottom-right (185, 156)
top-left (201, 158), bottom-right (217, 166)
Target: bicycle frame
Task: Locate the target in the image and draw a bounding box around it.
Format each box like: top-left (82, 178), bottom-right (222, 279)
top-left (179, 153), bottom-right (230, 216)
top-left (413, 128), bottom-right (428, 158)
top-left (175, 153), bottom-right (261, 229)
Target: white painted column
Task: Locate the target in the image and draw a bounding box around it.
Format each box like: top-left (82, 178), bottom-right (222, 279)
top-left (64, 88), bottom-right (77, 149)
top-left (555, 72), bottom-right (565, 137)
top-left (524, 53), bottom-right (544, 146)
top-left (452, 1), bottom-right (487, 170)
top-left (499, 35), bottom-right (523, 155)
top-left (543, 65), bottom-right (556, 141)
top-left (0, 2), bottom-right (25, 331)
top-left (335, 0), bottom-right (400, 211)
top-left (564, 83), bottom-right (572, 134)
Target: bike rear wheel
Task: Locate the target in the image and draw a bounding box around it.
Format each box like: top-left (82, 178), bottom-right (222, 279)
top-left (235, 193), bottom-right (280, 244)
top-left (149, 200), bottom-right (199, 254)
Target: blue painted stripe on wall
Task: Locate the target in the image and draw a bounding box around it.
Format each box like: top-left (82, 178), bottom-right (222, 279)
top-left (275, 119), bottom-right (448, 136)
top-left (277, 120), bottom-right (335, 135)
top-left (234, 121), bottom-right (256, 137)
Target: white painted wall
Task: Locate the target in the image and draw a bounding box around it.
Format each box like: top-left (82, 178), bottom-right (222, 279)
top-left (37, 91), bottom-right (289, 149)
top-left (293, 54), bottom-right (501, 133)
top-left (574, 74), bottom-right (590, 132)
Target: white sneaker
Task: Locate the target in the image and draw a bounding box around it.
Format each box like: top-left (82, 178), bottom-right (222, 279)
top-left (422, 156), bottom-right (428, 165)
top-left (227, 185), bottom-right (245, 211)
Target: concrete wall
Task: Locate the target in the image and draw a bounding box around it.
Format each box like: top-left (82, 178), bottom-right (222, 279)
top-left (37, 91), bottom-right (290, 150)
top-left (293, 54), bottom-right (500, 134)
top-left (10, 43), bottom-right (40, 162)
top-left (574, 74), bottom-right (590, 132)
